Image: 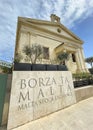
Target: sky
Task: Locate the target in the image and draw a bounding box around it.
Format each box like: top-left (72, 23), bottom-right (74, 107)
top-left (0, 0), bottom-right (93, 63)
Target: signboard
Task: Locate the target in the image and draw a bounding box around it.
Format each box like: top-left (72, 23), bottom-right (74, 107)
top-left (7, 71), bottom-right (76, 130)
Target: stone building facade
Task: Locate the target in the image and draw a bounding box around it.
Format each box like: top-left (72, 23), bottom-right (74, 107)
top-left (15, 14), bottom-right (88, 73)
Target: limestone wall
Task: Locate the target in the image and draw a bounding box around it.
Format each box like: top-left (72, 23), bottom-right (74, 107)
top-left (17, 30), bottom-right (85, 73)
top-left (7, 71), bottom-right (76, 130)
top-left (1, 74), bottom-right (93, 126)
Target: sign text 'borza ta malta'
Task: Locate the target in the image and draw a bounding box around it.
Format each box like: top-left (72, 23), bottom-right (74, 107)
top-left (7, 71), bottom-right (76, 130)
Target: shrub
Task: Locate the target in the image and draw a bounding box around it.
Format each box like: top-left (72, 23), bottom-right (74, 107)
top-left (23, 43), bottom-right (43, 64)
top-left (57, 52), bottom-right (69, 65)
top-left (73, 72), bottom-right (92, 81)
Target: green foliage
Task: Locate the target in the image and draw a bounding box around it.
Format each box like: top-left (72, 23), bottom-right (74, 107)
top-left (0, 66), bottom-right (12, 74)
top-left (57, 52), bottom-right (69, 64)
top-left (73, 72), bottom-right (92, 81)
top-left (85, 57), bottom-right (93, 68)
top-left (89, 68), bottom-right (93, 75)
top-left (23, 43), bottom-right (43, 64)
top-left (14, 53), bottom-right (22, 63)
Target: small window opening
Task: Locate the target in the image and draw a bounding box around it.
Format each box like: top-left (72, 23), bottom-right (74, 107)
top-left (72, 53), bottom-right (76, 62)
top-left (43, 47), bottom-right (49, 59)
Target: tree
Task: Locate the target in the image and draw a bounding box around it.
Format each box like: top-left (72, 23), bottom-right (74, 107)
top-left (23, 43), bottom-right (43, 64)
top-left (85, 57), bottom-right (93, 68)
top-left (57, 52), bottom-right (69, 65)
top-left (14, 53), bottom-right (22, 63)
top-left (0, 66), bottom-right (12, 73)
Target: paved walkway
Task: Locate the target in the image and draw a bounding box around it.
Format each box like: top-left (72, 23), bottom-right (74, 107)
top-left (1, 97), bottom-right (93, 130)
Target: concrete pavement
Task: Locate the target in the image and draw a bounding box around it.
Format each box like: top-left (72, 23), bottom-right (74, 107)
top-left (1, 97), bottom-right (93, 130)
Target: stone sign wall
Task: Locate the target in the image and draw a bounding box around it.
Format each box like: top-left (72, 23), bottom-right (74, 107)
top-left (7, 71), bottom-right (76, 130)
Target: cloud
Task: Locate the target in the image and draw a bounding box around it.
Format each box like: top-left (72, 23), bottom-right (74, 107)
top-left (0, 0), bottom-right (93, 62)
top-left (50, 0), bottom-right (93, 28)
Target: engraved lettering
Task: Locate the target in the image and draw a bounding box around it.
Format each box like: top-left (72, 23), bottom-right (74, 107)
top-left (28, 78), bottom-right (37, 88)
top-left (20, 79), bottom-right (26, 89)
top-left (18, 91), bottom-right (31, 102)
top-left (38, 88), bottom-right (44, 98)
top-left (39, 78), bottom-right (45, 87)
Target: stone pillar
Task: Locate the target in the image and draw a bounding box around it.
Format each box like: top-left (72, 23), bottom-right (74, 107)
top-left (75, 50), bottom-right (82, 72)
top-left (79, 48), bottom-right (89, 72)
top-left (78, 49), bottom-right (84, 71)
top-left (27, 32), bottom-right (30, 46)
top-left (22, 32), bottom-right (31, 63)
top-left (76, 48), bottom-right (88, 72)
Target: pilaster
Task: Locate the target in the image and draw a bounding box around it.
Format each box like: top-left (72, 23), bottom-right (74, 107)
top-left (75, 50), bottom-right (82, 72)
top-left (80, 48), bottom-right (89, 72)
top-left (76, 48), bottom-right (88, 72)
